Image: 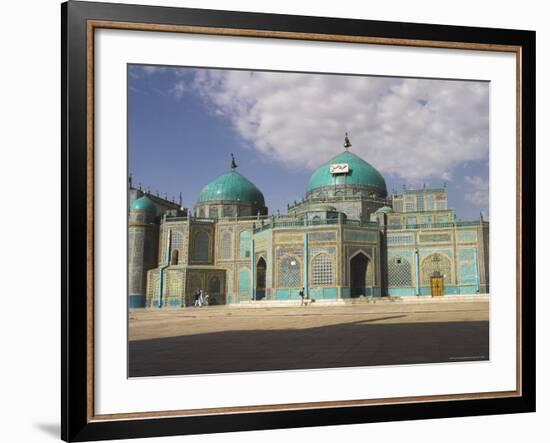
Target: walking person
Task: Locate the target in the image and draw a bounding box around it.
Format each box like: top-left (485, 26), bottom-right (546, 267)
top-left (194, 288), bottom-right (201, 307)
top-left (199, 289), bottom-right (204, 307)
top-left (299, 287), bottom-right (305, 306)
top-left (204, 292), bottom-right (210, 307)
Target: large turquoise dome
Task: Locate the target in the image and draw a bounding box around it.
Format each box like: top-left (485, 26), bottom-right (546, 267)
top-left (197, 171), bottom-right (265, 206)
top-left (307, 151), bottom-right (387, 197)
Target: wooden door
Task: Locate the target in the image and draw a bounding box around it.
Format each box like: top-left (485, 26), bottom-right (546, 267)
top-left (430, 275), bottom-right (444, 296)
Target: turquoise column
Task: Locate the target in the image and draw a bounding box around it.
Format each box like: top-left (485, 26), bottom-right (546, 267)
top-left (304, 232), bottom-right (309, 298)
top-left (158, 229), bottom-right (171, 307)
top-left (251, 238), bottom-right (255, 301)
top-left (157, 271), bottom-right (163, 307)
top-left (414, 248), bottom-right (420, 296)
top-left (473, 247), bottom-right (480, 293)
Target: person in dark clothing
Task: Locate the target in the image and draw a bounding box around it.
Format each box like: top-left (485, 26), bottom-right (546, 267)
top-left (299, 287), bottom-right (305, 306)
top-left (194, 288), bottom-right (201, 307)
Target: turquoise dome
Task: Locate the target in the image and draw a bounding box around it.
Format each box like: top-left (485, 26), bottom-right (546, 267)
top-left (307, 151), bottom-right (387, 196)
top-left (197, 171), bottom-right (265, 206)
top-left (375, 206), bottom-right (393, 213)
top-left (130, 195), bottom-right (156, 212)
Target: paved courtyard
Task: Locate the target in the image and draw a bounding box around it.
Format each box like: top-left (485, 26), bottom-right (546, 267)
top-left (128, 300), bottom-right (489, 377)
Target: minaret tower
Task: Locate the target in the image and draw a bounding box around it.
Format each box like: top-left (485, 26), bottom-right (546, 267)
top-left (128, 195), bottom-right (158, 307)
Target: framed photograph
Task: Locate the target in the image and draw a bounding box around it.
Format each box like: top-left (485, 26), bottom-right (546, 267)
top-left (62, 1), bottom-right (535, 441)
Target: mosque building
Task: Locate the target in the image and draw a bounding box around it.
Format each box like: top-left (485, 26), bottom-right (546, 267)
top-left (128, 136), bottom-right (489, 308)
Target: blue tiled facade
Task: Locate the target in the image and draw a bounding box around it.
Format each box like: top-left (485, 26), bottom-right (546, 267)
top-left (128, 146), bottom-right (489, 308)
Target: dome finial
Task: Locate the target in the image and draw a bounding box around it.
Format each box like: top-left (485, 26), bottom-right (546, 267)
top-left (230, 153), bottom-right (238, 171)
top-left (344, 132), bottom-right (352, 150)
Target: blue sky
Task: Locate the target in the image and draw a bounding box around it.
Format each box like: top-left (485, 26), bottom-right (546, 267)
top-left (128, 65), bottom-right (489, 219)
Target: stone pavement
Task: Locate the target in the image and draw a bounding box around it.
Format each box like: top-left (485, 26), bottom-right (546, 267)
top-left (128, 301), bottom-right (489, 377)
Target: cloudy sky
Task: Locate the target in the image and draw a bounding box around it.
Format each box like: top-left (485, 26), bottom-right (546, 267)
top-left (128, 65), bottom-right (489, 219)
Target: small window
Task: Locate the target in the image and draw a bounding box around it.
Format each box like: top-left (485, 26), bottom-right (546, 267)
top-left (171, 249), bottom-right (179, 266)
top-left (239, 231), bottom-right (251, 259)
top-left (221, 231), bottom-right (232, 259)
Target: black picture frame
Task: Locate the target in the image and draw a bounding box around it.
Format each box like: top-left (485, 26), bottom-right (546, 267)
top-left (61, 1), bottom-right (536, 441)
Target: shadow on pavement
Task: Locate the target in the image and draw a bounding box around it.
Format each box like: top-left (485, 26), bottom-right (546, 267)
top-left (129, 319), bottom-right (489, 377)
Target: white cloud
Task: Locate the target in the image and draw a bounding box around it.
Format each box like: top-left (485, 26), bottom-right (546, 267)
top-left (464, 175), bottom-right (489, 213)
top-left (129, 65), bottom-right (166, 78)
top-left (190, 70), bottom-right (489, 182)
top-left (169, 81), bottom-right (186, 100)
top-left (142, 66), bottom-right (165, 75)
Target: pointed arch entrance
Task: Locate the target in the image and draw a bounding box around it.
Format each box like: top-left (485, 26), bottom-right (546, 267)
top-left (350, 252), bottom-right (373, 297)
top-left (256, 257), bottom-right (267, 300)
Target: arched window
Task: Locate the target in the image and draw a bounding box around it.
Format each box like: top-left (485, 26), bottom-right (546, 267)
top-left (171, 249), bottom-right (179, 265)
top-left (209, 206), bottom-right (218, 218)
top-left (256, 257), bottom-right (267, 290)
top-left (209, 276), bottom-right (221, 294)
top-left (388, 256), bottom-right (412, 286)
top-left (311, 215), bottom-right (321, 224)
top-left (220, 231), bottom-right (232, 259)
top-left (170, 231), bottom-right (183, 265)
top-left (239, 231), bottom-right (251, 258)
top-left (198, 208), bottom-right (205, 218)
top-left (312, 253), bottom-right (333, 286)
top-left (278, 256), bottom-right (301, 288)
top-left (421, 253), bottom-right (451, 285)
top-left (192, 231), bottom-right (209, 261)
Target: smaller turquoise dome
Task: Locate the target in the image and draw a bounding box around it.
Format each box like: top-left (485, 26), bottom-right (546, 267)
top-left (375, 206), bottom-right (393, 214)
top-left (197, 171), bottom-right (265, 206)
top-left (131, 195), bottom-right (156, 212)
